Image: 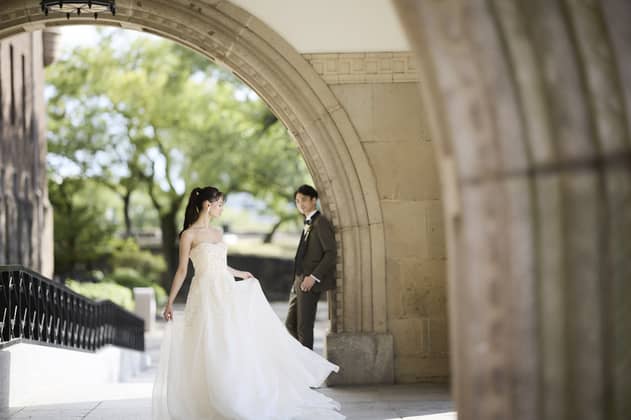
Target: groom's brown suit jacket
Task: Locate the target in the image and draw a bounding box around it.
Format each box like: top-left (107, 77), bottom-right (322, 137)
top-left (293, 212), bottom-right (336, 292)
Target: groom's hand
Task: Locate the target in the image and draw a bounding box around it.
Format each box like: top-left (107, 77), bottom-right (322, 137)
top-left (300, 275), bottom-right (316, 292)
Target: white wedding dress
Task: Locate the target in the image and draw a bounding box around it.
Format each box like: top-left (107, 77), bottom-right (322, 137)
top-left (152, 241), bottom-right (344, 420)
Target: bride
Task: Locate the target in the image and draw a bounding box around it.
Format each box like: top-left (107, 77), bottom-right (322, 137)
top-left (152, 186), bottom-right (344, 420)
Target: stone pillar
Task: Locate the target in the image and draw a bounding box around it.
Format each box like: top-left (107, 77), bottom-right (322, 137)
top-left (0, 351), bottom-right (9, 415)
top-left (133, 287), bottom-right (156, 332)
top-left (305, 52), bottom-right (449, 384)
top-left (394, 0), bottom-right (631, 419)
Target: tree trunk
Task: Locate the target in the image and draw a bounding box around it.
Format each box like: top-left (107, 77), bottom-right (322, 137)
top-left (263, 219), bottom-right (284, 244)
top-left (122, 191), bottom-right (132, 237)
top-left (159, 210), bottom-right (179, 292)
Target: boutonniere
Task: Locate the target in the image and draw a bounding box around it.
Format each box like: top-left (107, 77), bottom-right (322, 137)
top-left (303, 220), bottom-right (313, 239)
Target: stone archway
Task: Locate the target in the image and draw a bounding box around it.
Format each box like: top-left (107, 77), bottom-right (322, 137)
top-left (395, 1), bottom-right (631, 419)
top-left (0, 0), bottom-right (391, 381)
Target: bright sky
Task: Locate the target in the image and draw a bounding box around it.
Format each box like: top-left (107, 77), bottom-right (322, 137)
top-left (59, 24), bottom-right (156, 52)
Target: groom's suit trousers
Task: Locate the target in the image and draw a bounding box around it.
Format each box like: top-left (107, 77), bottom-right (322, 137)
top-left (286, 275), bottom-right (320, 350)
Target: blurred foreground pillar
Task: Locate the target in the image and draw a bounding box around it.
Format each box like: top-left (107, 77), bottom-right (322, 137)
top-left (393, 1), bottom-right (631, 419)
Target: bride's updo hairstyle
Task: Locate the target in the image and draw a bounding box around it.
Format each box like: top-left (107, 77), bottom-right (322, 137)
top-left (180, 186), bottom-right (224, 237)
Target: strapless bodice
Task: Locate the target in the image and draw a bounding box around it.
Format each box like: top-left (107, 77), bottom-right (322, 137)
top-left (189, 241), bottom-right (228, 274)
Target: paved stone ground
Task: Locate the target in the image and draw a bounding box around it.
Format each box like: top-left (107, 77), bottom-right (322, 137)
top-left (4, 301), bottom-right (455, 420)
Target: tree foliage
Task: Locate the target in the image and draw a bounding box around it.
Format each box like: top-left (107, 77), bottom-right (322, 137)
top-left (46, 30), bottom-right (311, 285)
top-left (48, 176), bottom-right (117, 274)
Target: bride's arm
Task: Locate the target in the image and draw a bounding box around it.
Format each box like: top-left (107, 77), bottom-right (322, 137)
top-left (162, 231), bottom-right (193, 320)
top-left (218, 232), bottom-right (253, 279)
top-left (227, 265), bottom-right (253, 279)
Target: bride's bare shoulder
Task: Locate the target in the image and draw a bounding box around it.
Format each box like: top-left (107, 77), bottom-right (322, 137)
top-left (180, 228), bottom-right (196, 242)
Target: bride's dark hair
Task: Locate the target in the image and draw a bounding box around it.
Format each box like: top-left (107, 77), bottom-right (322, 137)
top-left (180, 186), bottom-right (224, 237)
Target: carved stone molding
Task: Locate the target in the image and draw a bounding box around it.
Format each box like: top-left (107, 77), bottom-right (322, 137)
top-left (303, 52), bottom-right (418, 84)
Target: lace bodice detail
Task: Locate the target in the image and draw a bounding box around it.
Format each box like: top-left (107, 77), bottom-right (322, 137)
top-left (184, 241), bottom-right (230, 326)
top-left (189, 241), bottom-right (228, 275)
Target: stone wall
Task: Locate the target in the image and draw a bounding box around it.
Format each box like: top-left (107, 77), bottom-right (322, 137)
top-left (305, 52), bottom-right (449, 383)
top-left (0, 31), bottom-right (53, 277)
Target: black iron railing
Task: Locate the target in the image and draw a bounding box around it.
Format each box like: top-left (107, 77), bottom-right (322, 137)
top-left (0, 265), bottom-right (144, 352)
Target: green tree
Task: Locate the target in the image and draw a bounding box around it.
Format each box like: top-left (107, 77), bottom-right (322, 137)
top-left (235, 121), bottom-right (311, 243)
top-left (48, 176), bottom-right (117, 274)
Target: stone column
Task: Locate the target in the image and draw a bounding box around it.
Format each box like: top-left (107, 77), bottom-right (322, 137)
top-left (393, 0), bottom-right (631, 419)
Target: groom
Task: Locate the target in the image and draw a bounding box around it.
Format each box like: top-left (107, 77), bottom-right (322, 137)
top-left (286, 185), bottom-right (336, 350)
